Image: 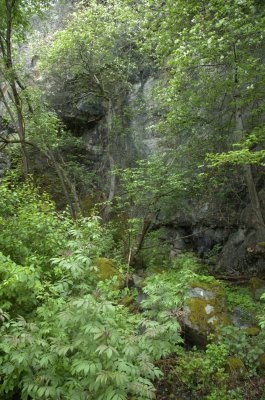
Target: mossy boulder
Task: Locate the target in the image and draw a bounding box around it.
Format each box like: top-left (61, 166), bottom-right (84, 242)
top-left (249, 277), bottom-right (265, 300)
top-left (96, 258), bottom-right (122, 285)
top-left (243, 326), bottom-right (260, 336)
top-left (183, 280), bottom-right (230, 345)
top-left (226, 357), bottom-right (246, 379)
top-left (120, 294), bottom-right (138, 312)
top-left (258, 353), bottom-right (265, 371)
top-left (81, 194), bottom-right (100, 216)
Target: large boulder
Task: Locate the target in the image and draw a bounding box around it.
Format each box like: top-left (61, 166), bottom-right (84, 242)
top-left (183, 280), bottom-right (230, 345)
top-left (218, 228), bottom-right (265, 275)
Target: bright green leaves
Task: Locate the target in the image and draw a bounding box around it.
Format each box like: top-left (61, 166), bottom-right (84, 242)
top-left (207, 148), bottom-right (265, 167)
top-left (41, 0), bottom-right (141, 103)
top-left (0, 291), bottom-right (177, 399)
top-left (0, 0), bottom-right (52, 44)
top-left (115, 154), bottom-right (185, 239)
top-left (0, 178), bottom-right (185, 399)
top-left (0, 178), bottom-right (69, 268)
top-left (0, 178), bottom-right (183, 399)
top-left (207, 126), bottom-right (265, 166)
top-left (140, 0), bottom-right (265, 215)
top-left (0, 252), bottom-right (41, 316)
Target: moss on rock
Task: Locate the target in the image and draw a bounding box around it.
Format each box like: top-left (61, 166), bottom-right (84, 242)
top-left (96, 258), bottom-right (122, 284)
top-left (249, 277), bottom-right (265, 300)
top-left (258, 354), bottom-right (265, 371)
top-left (226, 357), bottom-right (246, 379)
top-left (184, 280), bottom-right (230, 342)
top-left (243, 326), bottom-right (260, 336)
top-left (190, 279), bottom-right (222, 291)
top-left (249, 277), bottom-right (265, 290)
top-left (186, 297), bottom-right (230, 333)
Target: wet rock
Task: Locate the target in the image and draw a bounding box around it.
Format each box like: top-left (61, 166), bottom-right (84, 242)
top-left (132, 274), bottom-right (145, 289)
top-left (230, 307), bottom-right (253, 328)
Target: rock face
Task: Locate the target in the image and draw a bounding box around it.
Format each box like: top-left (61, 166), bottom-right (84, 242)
top-left (25, 2), bottom-right (265, 276)
top-left (128, 77), bottom-right (160, 156)
top-left (218, 229), bottom-right (265, 275)
top-left (160, 197), bottom-right (265, 275)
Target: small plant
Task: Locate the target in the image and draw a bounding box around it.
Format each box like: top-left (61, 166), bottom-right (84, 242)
top-left (206, 243), bottom-right (223, 264)
top-left (174, 343), bottom-right (229, 398)
top-left (217, 326), bottom-right (265, 377)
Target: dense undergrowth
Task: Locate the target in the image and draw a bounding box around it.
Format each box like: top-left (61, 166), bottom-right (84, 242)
top-left (0, 0), bottom-right (265, 399)
top-left (0, 180), bottom-right (264, 400)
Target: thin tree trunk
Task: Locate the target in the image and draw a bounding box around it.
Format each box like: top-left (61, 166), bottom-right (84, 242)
top-left (57, 152), bottom-right (83, 216)
top-left (47, 150), bottom-right (79, 219)
top-left (235, 96), bottom-right (265, 235)
top-left (103, 99), bottom-right (116, 221)
top-left (130, 215), bottom-right (152, 267)
top-left (4, 0), bottom-right (29, 175)
top-left (233, 43), bottom-right (265, 237)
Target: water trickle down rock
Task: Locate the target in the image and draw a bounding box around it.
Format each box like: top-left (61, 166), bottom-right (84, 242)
top-left (127, 77), bottom-right (161, 158)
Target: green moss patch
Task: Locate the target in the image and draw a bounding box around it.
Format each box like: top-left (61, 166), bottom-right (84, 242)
top-left (226, 357), bottom-right (246, 379)
top-left (185, 281), bottom-right (230, 336)
top-left (96, 257), bottom-right (122, 283)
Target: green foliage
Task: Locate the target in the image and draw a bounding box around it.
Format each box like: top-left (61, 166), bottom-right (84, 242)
top-left (141, 253), bottom-right (200, 318)
top-left (175, 344), bottom-right (229, 398)
top-left (140, 229), bottom-right (171, 270)
top-left (0, 0), bottom-right (52, 44)
top-left (260, 292), bottom-right (265, 329)
top-left (224, 285), bottom-right (258, 315)
top-left (216, 326), bottom-right (265, 377)
top-left (0, 252), bottom-right (42, 316)
top-left (141, 0), bottom-right (265, 210)
top-left (24, 88), bottom-right (65, 151)
top-left (0, 181), bottom-right (264, 398)
top-left (118, 155), bottom-right (184, 210)
top-left (205, 244), bottom-right (223, 264)
top-left (113, 155), bottom-right (185, 263)
top-left (0, 295), bottom-right (167, 399)
top-left (2, 1), bottom-right (265, 399)
top-left (41, 0), bottom-right (143, 102)
top-left (0, 177), bottom-right (69, 268)
top-left (0, 179), bottom-right (183, 399)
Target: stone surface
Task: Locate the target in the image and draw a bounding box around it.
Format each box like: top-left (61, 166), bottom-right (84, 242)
top-left (183, 281), bottom-right (230, 345)
top-left (128, 77), bottom-right (161, 156)
top-left (219, 227), bottom-right (265, 274)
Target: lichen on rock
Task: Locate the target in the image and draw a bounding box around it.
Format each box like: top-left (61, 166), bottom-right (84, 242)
top-left (183, 280), bottom-right (230, 344)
